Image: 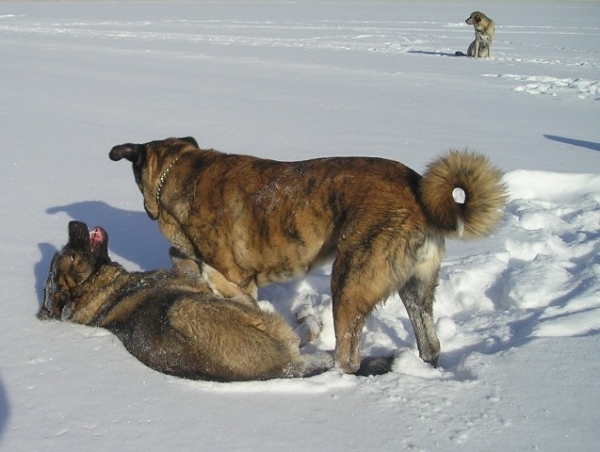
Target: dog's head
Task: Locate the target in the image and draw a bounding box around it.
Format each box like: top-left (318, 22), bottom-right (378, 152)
top-left (109, 137), bottom-right (199, 220)
top-left (465, 11), bottom-right (490, 30)
top-left (38, 221), bottom-right (111, 320)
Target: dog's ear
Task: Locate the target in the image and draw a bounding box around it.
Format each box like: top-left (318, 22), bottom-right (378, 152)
top-left (109, 143), bottom-right (145, 165)
top-left (179, 136), bottom-right (199, 148)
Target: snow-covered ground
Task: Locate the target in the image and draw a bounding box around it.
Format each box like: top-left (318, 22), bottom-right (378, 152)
top-left (1, 1), bottom-right (599, 450)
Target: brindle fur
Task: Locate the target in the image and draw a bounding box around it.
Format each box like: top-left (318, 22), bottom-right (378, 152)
top-left (109, 137), bottom-right (506, 373)
top-left (38, 221), bottom-right (332, 381)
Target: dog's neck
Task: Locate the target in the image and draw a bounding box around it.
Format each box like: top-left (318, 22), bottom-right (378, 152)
top-left (156, 155), bottom-right (181, 206)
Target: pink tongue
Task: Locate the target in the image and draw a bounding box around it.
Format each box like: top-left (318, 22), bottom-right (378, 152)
top-left (89, 227), bottom-right (104, 250)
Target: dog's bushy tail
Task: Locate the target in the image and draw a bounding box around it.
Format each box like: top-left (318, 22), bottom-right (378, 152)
top-left (289, 352), bottom-right (335, 378)
top-left (419, 150), bottom-right (506, 239)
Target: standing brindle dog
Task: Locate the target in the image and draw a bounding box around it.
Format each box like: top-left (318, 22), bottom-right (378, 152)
top-left (109, 137), bottom-right (506, 373)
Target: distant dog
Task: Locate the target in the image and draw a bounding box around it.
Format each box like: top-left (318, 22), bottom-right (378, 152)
top-left (109, 137), bottom-right (506, 373)
top-left (457, 11), bottom-right (495, 58)
top-left (38, 221), bottom-right (332, 381)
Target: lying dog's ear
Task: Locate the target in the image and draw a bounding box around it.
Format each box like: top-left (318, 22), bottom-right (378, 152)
top-left (109, 143), bottom-right (145, 165)
top-left (180, 136), bottom-right (199, 148)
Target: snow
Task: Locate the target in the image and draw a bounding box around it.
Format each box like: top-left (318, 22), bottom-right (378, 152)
top-left (1, 1), bottom-right (599, 450)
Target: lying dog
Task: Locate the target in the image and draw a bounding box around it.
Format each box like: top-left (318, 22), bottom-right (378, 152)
top-left (109, 137), bottom-right (506, 373)
top-left (38, 221), bottom-right (333, 381)
top-left (457, 11), bottom-right (495, 58)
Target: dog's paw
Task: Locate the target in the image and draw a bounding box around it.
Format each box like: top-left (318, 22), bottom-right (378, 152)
top-left (295, 307), bottom-right (324, 347)
top-left (61, 303), bottom-right (74, 321)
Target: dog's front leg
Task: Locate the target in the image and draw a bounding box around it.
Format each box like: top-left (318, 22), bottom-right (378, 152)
top-left (201, 262), bottom-right (259, 308)
top-left (206, 254), bottom-right (259, 300)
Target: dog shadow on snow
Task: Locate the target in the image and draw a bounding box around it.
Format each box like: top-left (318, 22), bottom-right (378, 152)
top-left (407, 50), bottom-right (460, 58)
top-left (35, 201), bottom-right (171, 307)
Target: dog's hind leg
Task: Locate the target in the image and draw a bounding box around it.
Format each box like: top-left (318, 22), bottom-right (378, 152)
top-left (398, 245), bottom-right (442, 367)
top-left (399, 277), bottom-right (440, 366)
top-left (330, 224), bottom-right (444, 373)
top-left (330, 249), bottom-right (394, 373)
top-left (331, 293), bottom-right (369, 374)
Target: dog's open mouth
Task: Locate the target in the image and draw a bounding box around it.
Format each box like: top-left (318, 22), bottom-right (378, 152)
top-left (89, 226), bottom-right (108, 257)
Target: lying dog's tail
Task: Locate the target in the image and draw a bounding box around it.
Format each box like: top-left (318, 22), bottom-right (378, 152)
top-left (419, 150), bottom-right (506, 239)
top-left (288, 351), bottom-right (335, 378)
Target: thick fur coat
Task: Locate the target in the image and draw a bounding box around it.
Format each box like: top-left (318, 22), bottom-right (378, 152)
top-left (38, 221), bottom-right (332, 381)
top-left (465, 11), bottom-right (495, 58)
top-left (109, 137), bottom-right (506, 372)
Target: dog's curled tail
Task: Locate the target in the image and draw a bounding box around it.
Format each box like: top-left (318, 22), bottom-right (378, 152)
top-left (420, 150), bottom-right (506, 239)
